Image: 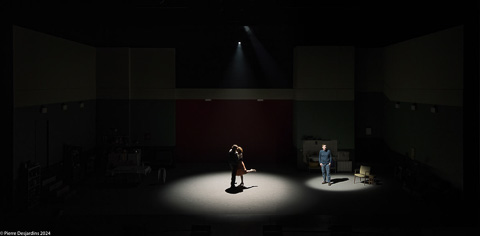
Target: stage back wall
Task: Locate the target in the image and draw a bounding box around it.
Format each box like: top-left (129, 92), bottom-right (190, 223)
top-left (176, 99), bottom-right (293, 163)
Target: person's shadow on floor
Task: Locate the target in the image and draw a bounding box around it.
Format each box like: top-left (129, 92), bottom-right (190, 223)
top-left (330, 178), bottom-right (349, 185)
top-left (225, 185), bottom-right (258, 194)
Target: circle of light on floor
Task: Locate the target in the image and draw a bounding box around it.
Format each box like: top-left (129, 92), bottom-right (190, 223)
top-left (158, 171), bottom-right (309, 217)
top-left (305, 174), bottom-right (376, 192)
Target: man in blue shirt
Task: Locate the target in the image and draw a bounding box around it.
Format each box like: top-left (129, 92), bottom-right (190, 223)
top-left (319, 144), bottom-right (332, 186)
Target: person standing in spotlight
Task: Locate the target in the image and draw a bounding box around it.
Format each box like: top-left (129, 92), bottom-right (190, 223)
top-left (228, 144), bottom-right (240, 189)
top-left (236, 146), bottom-right (256, 188)
top-left (319, 144), bottom-right (332, 186)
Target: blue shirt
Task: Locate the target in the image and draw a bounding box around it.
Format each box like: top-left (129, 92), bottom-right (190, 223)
top-left (319, 149), bottom-right (332, 164)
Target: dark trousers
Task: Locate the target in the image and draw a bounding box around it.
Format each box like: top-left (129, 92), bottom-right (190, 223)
top-left (229, 163), bottom-right (237, 187)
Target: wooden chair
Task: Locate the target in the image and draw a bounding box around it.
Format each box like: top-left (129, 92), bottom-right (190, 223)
top-left (354, 165), bottom-right (371, 185)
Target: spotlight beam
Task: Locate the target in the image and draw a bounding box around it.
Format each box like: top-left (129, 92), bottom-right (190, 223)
top-left (243, 26), bottom-right (286, 85)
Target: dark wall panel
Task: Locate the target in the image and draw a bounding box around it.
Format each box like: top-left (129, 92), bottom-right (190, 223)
top-left (96, 99), bottom-right (130, 143)
top-left (384, 99), bottom-right (463, 189)
top-left (176, 100), bottom-right (293, 164)
top-left (130, 100), bottom-right (175, 146)
top-left (14, 100), bottom-right (96, 179)
top-left (354, 92), bottom-right (386, 164)
top-left (2, 19), bottom-right (13, 213)
top-left (293, 101), bottom-right (355, 149)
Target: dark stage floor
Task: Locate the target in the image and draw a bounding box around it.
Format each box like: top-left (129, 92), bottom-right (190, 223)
top-left (3, 162), bottom-right (477, 235)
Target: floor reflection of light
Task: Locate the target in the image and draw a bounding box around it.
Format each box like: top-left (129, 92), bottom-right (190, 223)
top-left (158, 171), bottom-right (308, 218)
top-left (305, 174), bottom-right (377, 192)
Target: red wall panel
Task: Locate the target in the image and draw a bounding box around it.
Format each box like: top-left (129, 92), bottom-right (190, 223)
top-left (176, 100), bottom-right (293, 164)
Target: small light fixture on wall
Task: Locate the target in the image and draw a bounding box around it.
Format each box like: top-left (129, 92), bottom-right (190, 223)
top-left (79, 101), bottom-right (85, 108)
top-left (40, 105), bottom-right (47, 114)
top-left (395, 102), bottom-right (400, 109)
top-left (430, 105), bottom-right (437, 113)
top-left (411, 103), bottom-right (417, 111)
top-left (61, 103), bottom-right (68, 111)
top-left (205, 99), bottom-right (212, 102)
top-left (366, 127), bottom-right (372, 136)
top-left (257, 99), bottom-right (264, 102)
